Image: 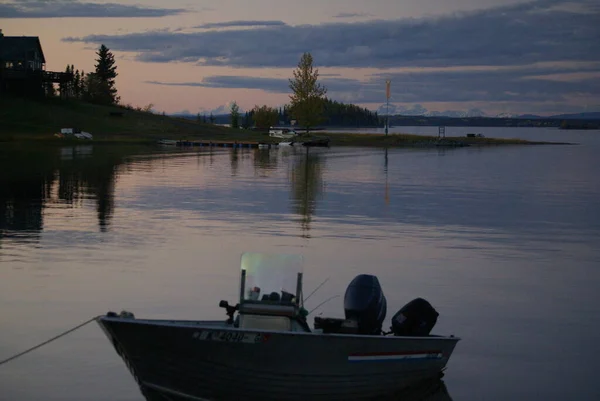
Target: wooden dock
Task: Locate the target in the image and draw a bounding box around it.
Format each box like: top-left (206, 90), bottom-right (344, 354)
top-left (158, 137), bottom-right (329, 148)
top-left (159, 139), bottom-right (267, 148)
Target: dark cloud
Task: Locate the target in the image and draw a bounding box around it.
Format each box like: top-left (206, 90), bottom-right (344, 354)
top-left (146, 62), bottom-right (600, 112)
top-left (63, 0), bottom-right (599, 68)
top-left (361, 63), bottom-right (600, 104)
top-left (147, 76), bottom-right (289, 92)
top-left (0, 1), bottom-right (185, 18)
top-left (195, 20), bottom-right (287, 29)
top-left (147, 75), bottom-right (360, 93)
top-left (332, 12), bottom-right (373, 18)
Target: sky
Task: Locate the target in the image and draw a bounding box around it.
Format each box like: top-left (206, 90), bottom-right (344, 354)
top-left (1, 0), bottom-right (599, 116)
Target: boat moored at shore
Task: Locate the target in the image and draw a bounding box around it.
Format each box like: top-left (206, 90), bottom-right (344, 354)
top-left (96, 252), bottom-right (460, 401)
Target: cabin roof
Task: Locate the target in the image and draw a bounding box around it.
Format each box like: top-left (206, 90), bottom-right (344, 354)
top-left (0, 36), bottom-right (46, 64)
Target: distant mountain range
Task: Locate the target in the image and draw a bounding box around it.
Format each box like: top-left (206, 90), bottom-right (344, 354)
top-left (375, 104), bottom-right (600, 120)
top-left (525, 112), bottom-right (600, 120)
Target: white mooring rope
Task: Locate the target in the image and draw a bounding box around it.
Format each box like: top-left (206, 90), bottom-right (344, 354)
top-left (0, 315), bottom-right (100, 367)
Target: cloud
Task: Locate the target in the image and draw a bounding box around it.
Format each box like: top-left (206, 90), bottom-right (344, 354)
top-left (146, 61), bottom-right (600, 114)
top-left (195, 20), bottom-right (287, 29)
top-left (333, 12), bottom-right (373, 18)
top-left (63, 0), bottom-right (599, 68)
top-left (147, 76), bottom-right (290, 93)
top-left (0, 1), bottom-right (185, 18)
top-left (362, 62), bottom-right (600, 104)
top-left (147, 75), bottom-right (360, 94)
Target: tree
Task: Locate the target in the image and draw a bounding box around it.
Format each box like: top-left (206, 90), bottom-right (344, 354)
top-left (93, 44), bottom-right (119, 105)
top-left (82, 72), bottom-right (104, 103)
top-left (252, 105), bottom-right (278, 130)
top-left (73, 69), bottom-right (81, 98)
top-left (78, 70), bottom-right (85, 99)
top-left (288, 52), bottom-right (327, 134)
top-left (242, 111), bottom-right (252, 129)
top-left (230, 101), bottom-right (241, 129)
top-left (59, 64), bottom-right (73, 98)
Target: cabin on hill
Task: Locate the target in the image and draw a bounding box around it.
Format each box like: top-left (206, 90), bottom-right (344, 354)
top-left (0, 29), bottom-right (72, 98)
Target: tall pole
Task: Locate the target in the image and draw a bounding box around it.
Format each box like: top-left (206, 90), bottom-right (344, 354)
top-left (385, 80), bottom-right (391, 136)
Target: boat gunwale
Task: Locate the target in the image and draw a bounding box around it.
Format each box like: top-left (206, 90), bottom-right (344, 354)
top-left (97, 316), bottom-right (461, 342)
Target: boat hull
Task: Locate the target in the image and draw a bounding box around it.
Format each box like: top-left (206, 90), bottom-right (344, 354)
top-left (98, 317), bottom-right (459, 401)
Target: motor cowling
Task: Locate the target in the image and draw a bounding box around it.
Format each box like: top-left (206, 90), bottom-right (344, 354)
top-left (344, 274), bottom-right (387, 335)
top-left (390, 298), bottom-right (439, 336)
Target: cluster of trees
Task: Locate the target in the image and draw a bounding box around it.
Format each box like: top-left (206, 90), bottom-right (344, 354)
top-left (58, 65), bottom-right (86, 98)
top-left (231, 98), bottom-right (380, 130)
top-left (321, 99), bottom-right (380, 127)
top-left (54, 44), bottom-right (119, 106)
top-left (250, 105), bottom-right (279, 129)
top-left (232, 53), bottom-right (326, 133)
top-left (228, 52), bottom-right (379, 132)
top-left (196, 112), bottom-right (215, 124)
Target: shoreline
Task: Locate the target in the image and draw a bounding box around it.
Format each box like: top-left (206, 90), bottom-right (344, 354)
top-left (0, 97), bottom-right (577, 148)
top-left (0, 131), bottom-right (576, 148)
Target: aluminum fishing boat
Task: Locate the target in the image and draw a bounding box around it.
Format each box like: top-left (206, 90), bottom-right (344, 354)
top-left (97, 252), bottom-right (460, 401)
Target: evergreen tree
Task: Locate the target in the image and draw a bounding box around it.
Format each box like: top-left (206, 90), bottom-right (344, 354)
top-left (73, 69), bottom-right (81, 98)
top-left (82, 72), bottom-right (104, 103)
top-left (230, 101), bottom-right (241, 129)
top-left (68, 64), bottom-right (75, 97)
top-left (79, 70), bottom-right (85, 98)
top-left (93, 44), bottom-right (119, 105)
top-left (242, 112), bottom-right (251, 129)
top-left (288, 52), bottom-right (327, 134)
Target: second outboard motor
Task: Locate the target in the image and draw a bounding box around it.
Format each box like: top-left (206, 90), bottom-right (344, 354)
top-left (390, 298), bottom-right (439, 336)
top-left (344, 274), bottom-right (387, 334)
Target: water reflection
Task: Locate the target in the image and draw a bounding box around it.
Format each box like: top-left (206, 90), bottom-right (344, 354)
top-left (3, 141), bottom-right (598, 246)
top-left (388, 378), bottom-right (453, 401)
top-left (0, 144), bottom-right (331, 244)
top-left (0, 156), bottom-right (51, 242)
top-left (384, 148), bottom-right (390, 205)
top-left (0, 145), bottom-right (133, 243)
top-left (230, 147), bottom-right (239, 176)
top-left (254, 147), bottom-right (278, 176)
top-left (141, 378), bottom-right (453, 401)
top-left (289, 147), bottom-right (326, 237)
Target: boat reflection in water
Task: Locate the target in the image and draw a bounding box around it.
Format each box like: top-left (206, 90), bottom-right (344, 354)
top-left (140, 375), bottom-right (454, 401)
top-left (97, 253), bottom-right (460, 401)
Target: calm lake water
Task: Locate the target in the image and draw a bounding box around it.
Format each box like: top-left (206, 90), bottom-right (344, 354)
top-left (1, 127), bottom-right (600, 401)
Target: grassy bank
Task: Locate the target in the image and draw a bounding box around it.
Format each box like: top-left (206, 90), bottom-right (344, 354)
top-left (1, 97), bottom-right (573, 147)
top-left (0, 96), bottom-right (252, 143)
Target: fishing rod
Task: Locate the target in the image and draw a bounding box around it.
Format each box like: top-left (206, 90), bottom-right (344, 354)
top-left (308, 295), bottom-right (340, 315)
top-left (303, 277), bottom-right (330, 304)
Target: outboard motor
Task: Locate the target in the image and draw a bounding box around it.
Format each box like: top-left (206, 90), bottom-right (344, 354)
top-left (344, 274), bottom-right (387, 335)
top-left (390, 298), bottom-right (439, 336)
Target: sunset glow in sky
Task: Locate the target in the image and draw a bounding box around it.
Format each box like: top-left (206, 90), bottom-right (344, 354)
top-left (1, 0), bottom-right (599, 116)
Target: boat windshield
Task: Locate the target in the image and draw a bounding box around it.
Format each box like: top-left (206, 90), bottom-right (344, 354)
top-left (240, 252), bottom-right (304, 304)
